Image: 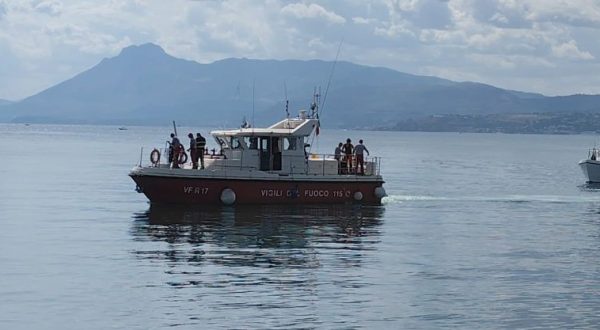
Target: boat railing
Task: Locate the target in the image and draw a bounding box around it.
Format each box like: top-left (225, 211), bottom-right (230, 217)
top-left (141, 147), bottom-right (258, 170)
top-left (139, 147), bottom-right (382, 176)
top-left (307, 153), bottom-right (381, 176)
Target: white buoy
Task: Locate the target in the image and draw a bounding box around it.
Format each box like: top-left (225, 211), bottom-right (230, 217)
top-left (220, 188), bottom-right (236, 205)
top-left (354, 191), bottom-right (363, 201)
top-left (374, 187), bottom-right (387, 199)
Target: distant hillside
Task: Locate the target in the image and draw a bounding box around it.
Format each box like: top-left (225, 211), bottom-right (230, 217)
top-left (3, 43), bottom-right (600, 129)
top-left (388, 112), bottom-right (600, 134)
top-left (0, 99), bottom-right (13, 121)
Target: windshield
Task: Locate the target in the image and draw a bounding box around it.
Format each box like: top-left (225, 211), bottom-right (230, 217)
top-left (214, 136), bottom-right (228, 148)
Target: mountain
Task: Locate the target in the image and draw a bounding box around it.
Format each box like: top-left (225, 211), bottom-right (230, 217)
top-left (0, 99), bottom-right (13, 121)
top-left (388, 112), bottom-right (600, 134)
top-left (3, 43), bottom-right (600, 128)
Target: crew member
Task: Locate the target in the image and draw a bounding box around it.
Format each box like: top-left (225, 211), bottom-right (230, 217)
top-left (334, 142), bottom-right (343, 174)
top-left (354, 139), bottom-right (370, 175)
top-left (169, 133), bottom-right (181, 169)
top-left (342, 138), bottom-right (354, 174)
top-left (196, 133), bottom-right (206, 169)
top-left (187, 133), bottom-right (198, 169)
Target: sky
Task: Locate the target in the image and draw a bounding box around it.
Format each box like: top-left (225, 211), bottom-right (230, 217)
top-left (1, 0), bottom-right (600, 100)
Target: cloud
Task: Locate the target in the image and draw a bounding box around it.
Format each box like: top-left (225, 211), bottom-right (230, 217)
top-left (374, 22), bottom-right (415, 38)
top-left (524, 0), bottom-right (600, 28)
top-left (281, 3), bottom-right (346, 24)
top-left (467, 0), bottom-right (600, 28)
top-left (352, 16), bottom-right (370, 25)
top-left (468, 0), bottom-right (531, 28)
top-left (34, 1), bottom-right (62, 16)
top-left (1, 0), bottom-right (600, 99)
top-left (552, 40), bottom-right (594, 60)
top-left (405, 0), bottom-right (454, 29)
top-left (0, 1), bottom-right (6, 20)
top-left (180, 1), bottom-right (281, 59)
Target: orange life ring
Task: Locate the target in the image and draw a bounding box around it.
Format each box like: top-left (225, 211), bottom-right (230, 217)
top-left (150, 148), bottom-right (161, 165)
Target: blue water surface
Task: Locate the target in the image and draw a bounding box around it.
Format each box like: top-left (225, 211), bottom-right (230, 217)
top-left (1, 123), bottom-right (599, 329)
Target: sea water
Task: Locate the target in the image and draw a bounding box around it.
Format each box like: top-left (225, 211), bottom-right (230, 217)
top-left (1, 124), bottom-right (599, 329)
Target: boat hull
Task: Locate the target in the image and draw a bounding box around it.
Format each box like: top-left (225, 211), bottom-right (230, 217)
top-left (130, 170), bottom-right (385, 205)
top-left (579, 159), bottom-right (600, 183)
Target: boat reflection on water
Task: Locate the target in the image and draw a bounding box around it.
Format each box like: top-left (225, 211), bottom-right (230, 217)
top-left (130, 204), bottom-right (385, 269)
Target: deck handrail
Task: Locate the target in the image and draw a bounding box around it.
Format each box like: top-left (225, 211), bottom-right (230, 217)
top-left (140, 147), bottom-right (382, 176)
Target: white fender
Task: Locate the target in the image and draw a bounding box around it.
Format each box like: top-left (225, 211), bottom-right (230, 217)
top-left (354, 191), bottom-right (363, 201)
top-left (220, 188), bottom-right (236, 205)
top-left (374, 186), bottom-right (387, 199)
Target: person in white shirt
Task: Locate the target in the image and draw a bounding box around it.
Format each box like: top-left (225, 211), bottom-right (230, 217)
top-left (353, 139), bottom-right (370, 175)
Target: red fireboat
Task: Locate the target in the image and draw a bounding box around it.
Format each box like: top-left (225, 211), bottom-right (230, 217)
top-left (129, 100), bottom-right (386, 205)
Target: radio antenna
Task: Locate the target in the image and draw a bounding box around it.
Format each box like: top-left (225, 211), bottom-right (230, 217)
top-left (308, 39), bottom-right (343, 153)
top-left (284, 81), bottom-right (289, 118)
top-left (319, 38), bottom-right (343, 117)
top-left (252, 78), bottom-right (256, 128)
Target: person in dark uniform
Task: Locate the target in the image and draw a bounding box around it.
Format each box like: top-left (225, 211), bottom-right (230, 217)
top-left (342, 138), bottom-right (354, 174)
top-left (168, 133), bottom-right (175, 164)
top-left (196, 133), bottom-right (206, 169)
top-left (334, 142), bottom-right (343, 174)
top-left (169, 133), bottom-right (181, 169)
top-left (187, 133), bottom-right (198, 169)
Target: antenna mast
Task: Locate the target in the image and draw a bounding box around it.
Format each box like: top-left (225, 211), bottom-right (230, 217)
top-left (310, 87), bottom-right (319, 118)
top-left (252, 78), bottom-right (255, 128)
top-left (284, 81), bottom-right (289, 118)
top-left (319, 39), bottom-right (343, 117)
top-left (308, 39), bottom-right (343, 153)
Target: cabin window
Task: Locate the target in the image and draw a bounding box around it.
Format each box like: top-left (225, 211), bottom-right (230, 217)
top-left (258, 137), bottom-right (267, 150)
top-left (230, 137), bottom-right (243, 149)
top-left (284, 137), bottom-right (297, 150)
top-left (215, 137), bottom-right (228, 148)
top-left (244, 136), bottom-right (258, 150)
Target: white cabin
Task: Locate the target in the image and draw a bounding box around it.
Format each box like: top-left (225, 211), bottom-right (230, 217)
top-left (200, 113), bottom-right (377, 176)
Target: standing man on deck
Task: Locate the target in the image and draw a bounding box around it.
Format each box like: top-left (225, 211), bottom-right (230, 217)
top-left (169, 133), bottom-right (182, 169)
top-left (196, 133), bottom-right (206, 169)
top-left (187, 133), bottom-right (198, 169)
top-left (334, 142), bottom-right (343, 174)
top-left (168, 133), bottom-right (175, 164)
top-left (342, 138), bottom-right (354, 174)
top-left (354, 139), bottom-right (370, 175)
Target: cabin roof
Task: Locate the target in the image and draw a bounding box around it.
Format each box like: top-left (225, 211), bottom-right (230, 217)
top-left (210, 128), bottom-right (300, 137)
top-left (211, 117), bottom-right (318, 137)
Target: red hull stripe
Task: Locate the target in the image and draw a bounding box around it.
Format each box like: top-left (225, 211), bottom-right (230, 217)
top-left (131, 175), bottom-right (384, 205)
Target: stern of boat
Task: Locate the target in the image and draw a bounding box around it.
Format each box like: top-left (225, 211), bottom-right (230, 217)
top-left (579, 159), bottom-right (600, 183)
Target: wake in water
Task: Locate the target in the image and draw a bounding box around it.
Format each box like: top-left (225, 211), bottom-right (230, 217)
top-left (383, 194), bottom-right (600, 205)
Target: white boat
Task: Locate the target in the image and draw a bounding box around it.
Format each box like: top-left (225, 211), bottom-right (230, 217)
top-left (579, 148), bottom-right (600, 183)
top-left (129, 93), bottom-right (386, 205)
